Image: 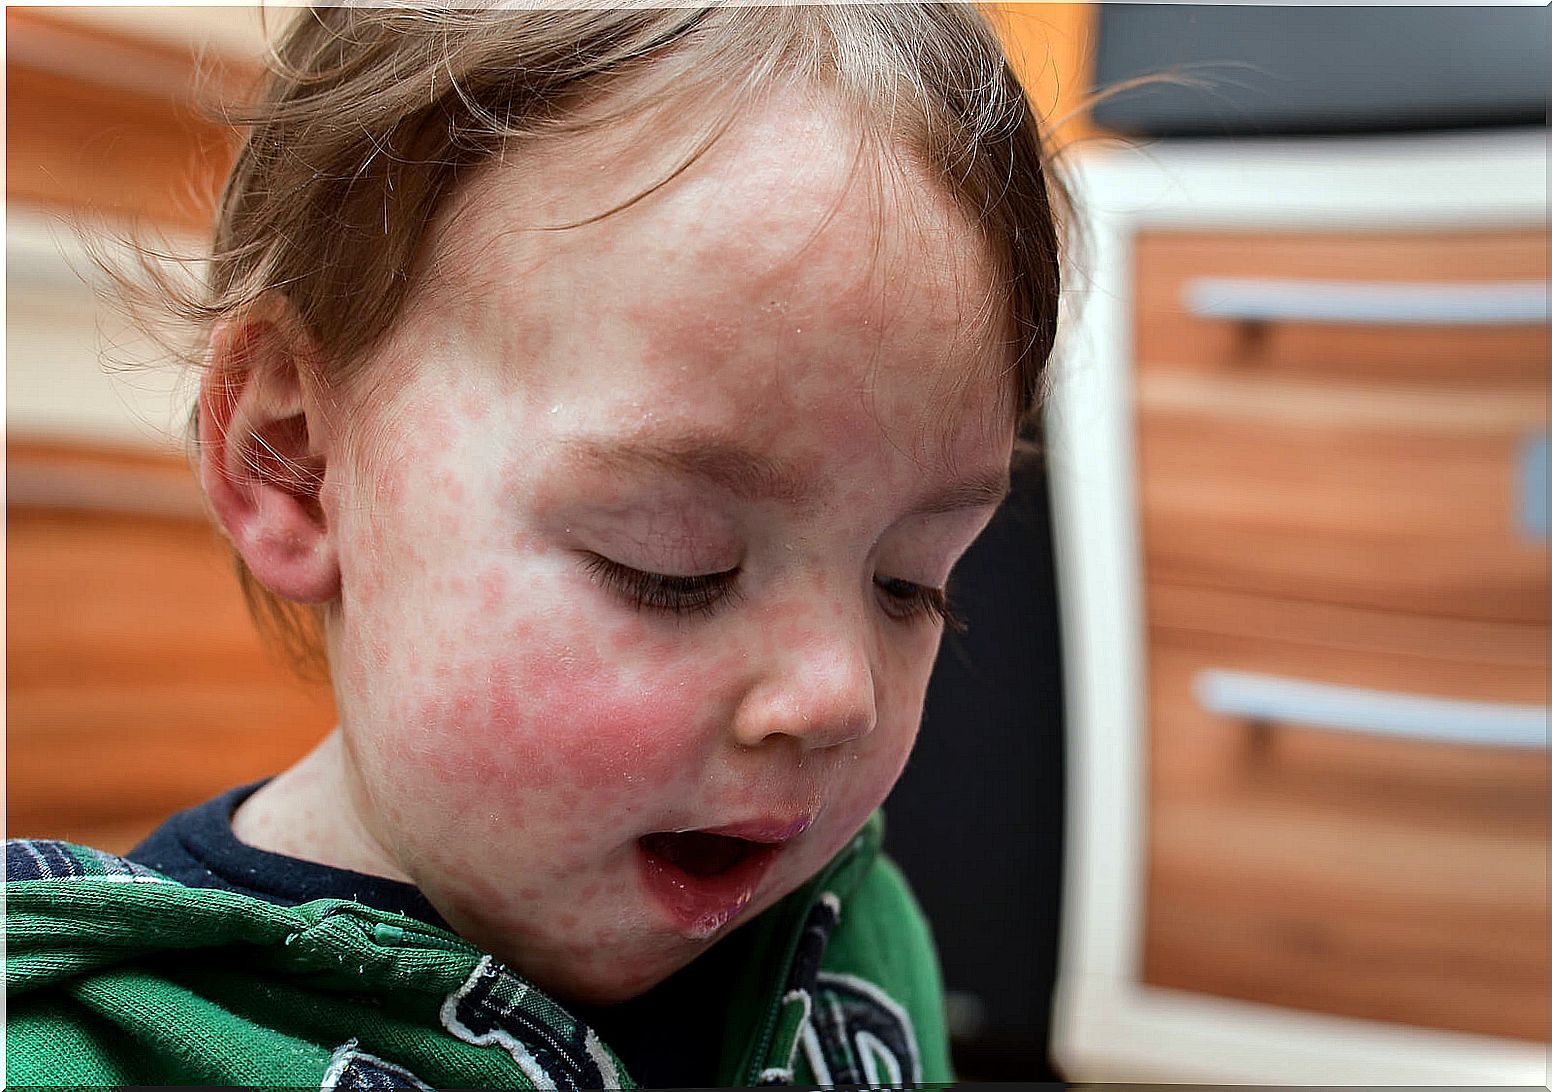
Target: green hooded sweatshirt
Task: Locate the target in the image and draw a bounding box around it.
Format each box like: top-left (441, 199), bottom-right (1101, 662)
top-left (5, 813), bottom-right (951, 1088)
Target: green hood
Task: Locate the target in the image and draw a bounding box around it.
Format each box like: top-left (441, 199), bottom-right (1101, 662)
top-left (6, 813), bottom-right (950, 1088)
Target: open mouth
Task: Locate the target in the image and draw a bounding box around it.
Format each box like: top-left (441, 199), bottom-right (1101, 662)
top-left (638, 831), bottom-right (757, 877)
top-left (635, 826), bottom-right (797, 939)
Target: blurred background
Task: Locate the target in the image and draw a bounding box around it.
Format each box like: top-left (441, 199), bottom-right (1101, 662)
top-left (6, 4), bottom-right (1547, 1085)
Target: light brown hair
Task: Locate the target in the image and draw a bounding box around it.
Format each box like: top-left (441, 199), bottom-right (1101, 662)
top-left (164, 3), bottom-right (1067, 669)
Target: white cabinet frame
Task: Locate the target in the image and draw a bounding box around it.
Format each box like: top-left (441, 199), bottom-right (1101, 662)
top-left (1045, 129), bottom-right (1548, 1086)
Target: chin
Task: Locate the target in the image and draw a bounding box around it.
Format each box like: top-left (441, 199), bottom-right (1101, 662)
top-left (544, 958), bottom-right (686, 1008)
top-left (555, 976), bottom-right (658, 1008)
top-left (506, 937), bottom-right (698, 1009)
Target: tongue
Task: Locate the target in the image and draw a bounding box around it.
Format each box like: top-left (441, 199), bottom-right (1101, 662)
top-left (640, 832), bottom-right (752, 877)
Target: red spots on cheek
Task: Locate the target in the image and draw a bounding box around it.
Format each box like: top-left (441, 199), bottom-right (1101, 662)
top-left (430, 466), bottom-right (468, 504)
top-left (515, 638), bottom-right (722, 794)
top-left (458, 392), bottom-right (489, 423)
top-left (478, 565), bottom-right (509, 616)
top-left (459, 872), bottom-right (512, 916)
top-left (488, 667), bottom-right (519, 730)
top-left (424, 725), bottom-right (560, 792)
top-left (388, 603), bottom-right (745, 846)
top-left (343, 554), bottom-right (389, 615)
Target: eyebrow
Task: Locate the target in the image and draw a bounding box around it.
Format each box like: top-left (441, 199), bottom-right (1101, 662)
top-left (563, 432), bottom-right (814, 507)
top-left (562, 430), bottom-right (1010, 517)
top-left (908, 471), bottom-right (1011, 516)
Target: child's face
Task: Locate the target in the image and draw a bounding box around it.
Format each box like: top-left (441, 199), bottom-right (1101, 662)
top-left (321, 90), bottom-right (1014, 1004)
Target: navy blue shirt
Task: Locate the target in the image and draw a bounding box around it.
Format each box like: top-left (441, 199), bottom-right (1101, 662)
top-left (129, 782), bottom-right (747, 1087)
top-left (130, 782), bottom-right (451, 926)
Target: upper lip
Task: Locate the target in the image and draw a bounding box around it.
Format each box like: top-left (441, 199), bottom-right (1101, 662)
top-left (690, 814), bottom-right (815, 845)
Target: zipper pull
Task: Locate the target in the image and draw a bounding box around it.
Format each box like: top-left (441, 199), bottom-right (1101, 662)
top-left (370, 921), bottom-right (475, 953)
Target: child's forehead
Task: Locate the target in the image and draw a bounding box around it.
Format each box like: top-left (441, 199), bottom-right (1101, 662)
top-left (430, 82), bottom-right (994, 310)
top-left (363, 83), bottom-right (1018, 460)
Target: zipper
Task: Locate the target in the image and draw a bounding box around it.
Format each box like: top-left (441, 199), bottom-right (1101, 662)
top-left (370, 920), bottom-right (481, 955)
top-left (739, 830), bottom-right (870, 1085)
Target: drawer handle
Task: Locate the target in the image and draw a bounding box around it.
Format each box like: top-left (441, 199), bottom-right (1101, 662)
top-left (1195, 669), bottom-right (1548, 750)
top-left (1183, 278), bottom-right (1548, 326)
top-left (1519, 431), bottom-right (1548, 539)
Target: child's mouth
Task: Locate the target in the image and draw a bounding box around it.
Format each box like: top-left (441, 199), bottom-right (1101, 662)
top-left (638, 831), bottom-right (755, 876)
top-left (635, 822), bottom-right (805, 939)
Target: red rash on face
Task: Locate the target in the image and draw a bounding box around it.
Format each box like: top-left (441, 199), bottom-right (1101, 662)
top-left (265, 86), bottom-right (1016, 1007)
top-left (476, 565), bottom-right (506, 614)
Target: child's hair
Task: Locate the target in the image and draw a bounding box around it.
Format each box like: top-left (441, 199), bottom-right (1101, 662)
top-left (161, 3), bottom-right (1067, 670)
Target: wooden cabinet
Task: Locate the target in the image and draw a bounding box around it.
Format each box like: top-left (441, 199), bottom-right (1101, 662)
top-left (1050, 132), bottom-right (1547, 1085)
top-left (1144, 592), bottom-right (1547, 1041)
top-left (4, 7), bottom-right (259, 229)
top-left (4, 10), bottom-right (329, 854)
top-left (1132, 230), bottom-right (1548, 384)
top-left (5, 443), bottom-right (338, 854)
top-left (1134, 224), bottom-right (1548, 1042)
top-left (1135, 229), bottom-right (1548, 628)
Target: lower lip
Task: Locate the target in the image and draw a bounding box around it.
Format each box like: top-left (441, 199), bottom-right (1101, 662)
top-left (635, 840), bottom-right (782, 940)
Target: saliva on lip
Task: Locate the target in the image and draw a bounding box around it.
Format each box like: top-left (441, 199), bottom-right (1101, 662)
top-left (686, 885), bottom-right (756, 941)
top-left (653, 865), bottom-right (758, 940)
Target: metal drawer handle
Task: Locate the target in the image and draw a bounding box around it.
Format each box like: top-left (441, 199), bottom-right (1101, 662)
top-left (1519, 431), bottom-right (1548, 540)
top-left (1195, 669), bottom-right (1548, 750)
top-left (1184, 278), bottom-right (1548, 326)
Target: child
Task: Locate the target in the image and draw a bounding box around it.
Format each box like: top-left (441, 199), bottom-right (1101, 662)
top-left (6, 4), bottom-right (1063, 1087)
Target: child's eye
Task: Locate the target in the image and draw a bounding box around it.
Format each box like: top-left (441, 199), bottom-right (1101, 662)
top-left (582, 554), bottom-right (740, 617)
top-left (875, 577), bottom-right (964, 631)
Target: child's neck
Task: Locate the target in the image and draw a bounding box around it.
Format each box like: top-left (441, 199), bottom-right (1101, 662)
top-left (231, 729), bottom-right (411, 883)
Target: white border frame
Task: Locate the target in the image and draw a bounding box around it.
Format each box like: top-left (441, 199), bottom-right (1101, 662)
top-left (1045, 129), bottom-right (1548, 1085)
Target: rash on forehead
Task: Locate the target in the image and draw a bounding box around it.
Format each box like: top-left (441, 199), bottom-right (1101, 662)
top-left (409, 82), bottom-right (1014, 432)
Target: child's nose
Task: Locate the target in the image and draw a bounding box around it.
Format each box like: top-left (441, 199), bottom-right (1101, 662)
top-left (730, 606), bottom-right (877, 752)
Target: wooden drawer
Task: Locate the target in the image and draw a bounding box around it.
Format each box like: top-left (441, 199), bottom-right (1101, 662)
top-left (1134, 229), bottom-right (1548, 387)
top-left (1142, 585), bottom-right (1548, 1042)
top-left (1138, 372), bottom-right (1548, 623)
top-left (6, 442), bottom-right (336, 853)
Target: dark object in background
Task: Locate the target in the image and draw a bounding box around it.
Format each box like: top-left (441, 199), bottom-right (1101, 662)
top-left (1091, 4), bottom-right (1548, 138)
top-left (885, 444), bottom-right (1065, 1081)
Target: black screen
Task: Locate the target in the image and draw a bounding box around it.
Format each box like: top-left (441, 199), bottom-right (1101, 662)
top-left (1091, 4), bottom-right (1548, 138)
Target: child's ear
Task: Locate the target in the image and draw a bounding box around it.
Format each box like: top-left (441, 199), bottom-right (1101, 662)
top-left (198, 297), bottom-right (340, 604)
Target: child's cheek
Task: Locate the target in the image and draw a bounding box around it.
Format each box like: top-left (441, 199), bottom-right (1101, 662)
top-left (407, 608), bottom-right (737, 811)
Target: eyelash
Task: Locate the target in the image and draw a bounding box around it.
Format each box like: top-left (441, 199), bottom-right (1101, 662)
top-left (582, 554), bottom-right (960, 629)
top-left (875, 577), bottom-right (964, 631)
top-left (581, 555), bottom-right (739, 618)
